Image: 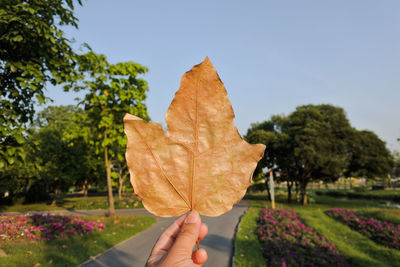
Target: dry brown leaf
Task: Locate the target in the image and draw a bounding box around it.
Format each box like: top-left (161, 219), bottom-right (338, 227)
top-left (124, 57), bottom-right (265, 217)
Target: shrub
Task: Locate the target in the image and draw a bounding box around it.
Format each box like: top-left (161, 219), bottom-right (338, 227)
top-left (316, 189), bottom-right (400, 202)
top-left (247, 182), bottom-right (266, 193)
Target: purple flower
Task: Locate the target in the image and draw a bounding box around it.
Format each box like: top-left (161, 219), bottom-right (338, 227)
top-left (325, 209), bottom-right (400, 250)
top-left (256, 208), bottom-right (350, 267)
top-left (0, 213), bottom-right (105, 241)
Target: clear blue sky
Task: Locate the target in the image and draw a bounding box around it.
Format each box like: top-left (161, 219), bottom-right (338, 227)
top-left (44, 0), bottom-right (400, 151)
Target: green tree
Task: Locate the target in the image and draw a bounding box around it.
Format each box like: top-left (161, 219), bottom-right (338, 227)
top-left (112, 158), bottom-right (130, 200)
top-left (0, 0), bottom-right (81, 168)
top-left (246, 117), bottom-right (287, 201)
top-left (0, 130), bottom-right (39, 202)
top-left (345, 130), bottom-right (394, 181)
top-left (390, 151), bottom-right (400, 179)
top-left (246, 116), bottom-right (301, 203)
top-left (287, 105), bottom-right (354, 203)
top-left (53, 105), bottom-right (106, 196)
top-left (247, 104), bottom-right (354, 204)
top-left (0, 105), bottom-right (92, 203)
top-left (394, 140), bottom-right (400, 179)
top-left (32, 105), bottom-right (91, 204)
top-left (65, 50), bottom-right (150, 216)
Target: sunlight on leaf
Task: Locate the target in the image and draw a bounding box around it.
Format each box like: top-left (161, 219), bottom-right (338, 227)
top-left (124, 57), bottom-right (265, 217)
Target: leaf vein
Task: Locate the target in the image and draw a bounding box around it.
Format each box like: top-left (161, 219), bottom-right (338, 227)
top-left (131, 122), bottom-right (191, 209)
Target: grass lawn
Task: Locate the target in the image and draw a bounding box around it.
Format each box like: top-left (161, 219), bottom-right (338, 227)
top-left (235, 192), bottom-right (400, 267)
top-left (234, 207), bottom-right (266, 267)
top-left (357, 208), bottom-right (400, 224)
top-left (0, 196), bottom-right (144, 212)
top-left (0, 215), bottom-right (156, 267)
top-left (311, 194), bottom-right (384, 208)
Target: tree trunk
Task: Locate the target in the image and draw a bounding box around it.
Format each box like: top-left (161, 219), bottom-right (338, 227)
top-left (118, 176), bottom-right (123, 200)
top-left (300, 181), bottom-right (308, 205)
top-left (264, 176), bottom-right (271, 201)
top-left (118, 168), bottom-right (129, 200)
top-left (104, 145), bottom-right (115, 217)
top-left (295, 182), bottom-right (300, 203)
top-left (51, 184), bottom-right (59, 206)
top-left (118, 167), bottom-right (123, 200)
top-left (83, 179), bottom-right (88, 197)
top-left (46, 182), bottom-right (50, 194)
top-left (287, 180), bottom-right (293, 203)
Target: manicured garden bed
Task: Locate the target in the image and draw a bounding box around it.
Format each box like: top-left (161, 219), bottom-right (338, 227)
top-left (0, 214), bottom-right (156, 267)
top-left (0, 213), bottom-right (105, 241)
top-left (256, 208), bottom-right (350, 267)
top-left (325, 208), bottom-right (400, 250)
top-left (235, 195), bottom-right (400, 267)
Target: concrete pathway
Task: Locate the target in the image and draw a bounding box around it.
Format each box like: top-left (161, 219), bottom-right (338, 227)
top-left (80, 201), bottom-right (249, 267)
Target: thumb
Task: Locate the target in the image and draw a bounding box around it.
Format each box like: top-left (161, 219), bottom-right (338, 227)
top-left (169, 211), bottom-right (201, 257)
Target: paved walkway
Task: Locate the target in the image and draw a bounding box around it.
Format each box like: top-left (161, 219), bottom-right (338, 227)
top-left (80, 201), bottom-right (249, 267)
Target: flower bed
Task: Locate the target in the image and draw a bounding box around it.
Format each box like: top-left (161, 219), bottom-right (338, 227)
top-left (325, 208), bottom-right (400, 250)
top-left (256, 208), bottom-right (349, 267)
top-left (0, 213), bottom-right (105, 241)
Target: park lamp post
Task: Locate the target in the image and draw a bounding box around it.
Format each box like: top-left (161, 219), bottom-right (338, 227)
top-left (263, 167), bottom-right (276, 209)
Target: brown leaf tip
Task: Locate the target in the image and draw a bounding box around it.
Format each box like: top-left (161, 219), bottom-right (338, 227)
top-left (193, 56), bottom-right (213, 69)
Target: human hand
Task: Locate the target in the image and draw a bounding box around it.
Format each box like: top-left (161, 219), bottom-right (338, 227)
top-left (146, 211), bottom-right (208, 267)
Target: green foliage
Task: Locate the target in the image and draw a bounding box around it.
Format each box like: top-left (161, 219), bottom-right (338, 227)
top-left (247, 115), bottom-right (297, 182)
top-left (0, 0), bottom-right (82, 168)
top-left (36, 105), bottom-right (105, 192)
top-left (64, 49), bottom-right (150, 214)
top-left (0, 105), bottom-right (103, 203)
top-left (392, 151), bottom-right (400, 177)
top-left (0, 196), bottom-right (144, 212)
top-left (247, 182), bottom-right (267, 193)
top-left (246, 105), bottom-right (353, 202)
top-left (64, 49), bottom-right (150, 157)
top-left (29, 107), bottom-right (84, 198)
top-left (346, 130), bottom-right (394, 179)
top-left (0, 128), bottom-right (39, 199)
top-left (246, 104), bottom-right (392, 204)
top-left (286, 104), bottom-right (352, 182)
top-left (315, 189), bottom-right (400, 203)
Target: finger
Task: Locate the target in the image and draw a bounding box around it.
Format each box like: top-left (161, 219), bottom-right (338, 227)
top-left (150, 214), bottom-right (188, 255)
top-left (192, 248), bottom-right (208, 265)
top-left (168, 211), bottom-right (201, 256)
top-left (199, 223), bottom-right (208, 241)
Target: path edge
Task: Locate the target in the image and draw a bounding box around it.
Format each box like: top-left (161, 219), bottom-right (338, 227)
top-left (77, 216), bottom-right (159, 267)
top-left (231, 203), bottom-right (249, 267)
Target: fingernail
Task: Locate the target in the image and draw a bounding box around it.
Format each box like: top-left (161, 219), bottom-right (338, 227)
top-left (185, 211), bottom-right (199, 224)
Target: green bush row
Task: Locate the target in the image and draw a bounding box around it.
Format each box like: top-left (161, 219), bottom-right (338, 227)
top-left (315, 190), bottom-right (400, 202)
